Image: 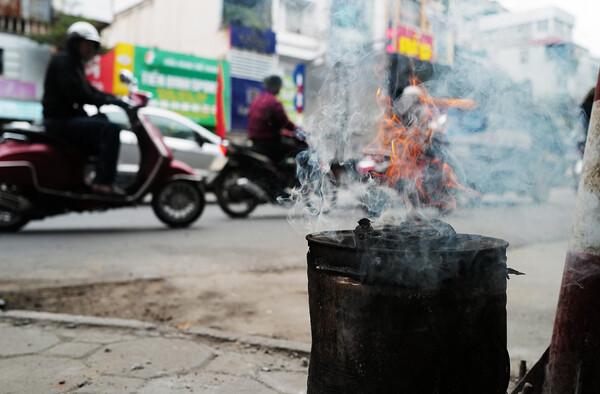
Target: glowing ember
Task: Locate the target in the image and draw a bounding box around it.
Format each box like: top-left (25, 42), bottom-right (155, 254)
top-left (364, 80), bottom-right (476, 212)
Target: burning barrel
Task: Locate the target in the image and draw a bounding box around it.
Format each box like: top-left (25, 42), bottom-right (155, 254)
top-left (306, 218), bottom-right (510, 394)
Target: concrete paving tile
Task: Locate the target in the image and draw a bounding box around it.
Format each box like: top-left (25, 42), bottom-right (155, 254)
top-left (0, 325), bottom-right (61, 357)
top-left (139, 372), bottom-right (232, 393)
top-left (86, 337), bottom-right (215, 379)
top-left (70, 375), bottom-right (144, 394)
top-left (0, 355), bottom-right (88, 394)
top-left (55, 327), bottom-right (137, 344)
top-left (258, 370), bottom-right (308, 394)
top-left (45, 342), bottom-right (102, 358)
top-left (204, 351), bottom-right (264, 376)
top-left (212, 376), bottom-right (279, 394)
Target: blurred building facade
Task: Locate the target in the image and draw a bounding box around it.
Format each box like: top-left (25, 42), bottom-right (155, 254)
top-left (379, 0), bottom-right (453, 68)
top-left (302, 0), bottom-right (454, 161)
top-left (0, 0), bottom-right (53, 122)
top-left (102, 0), bottom-right (454, 132)
top-left (452, 2), bottom-right (600, 103)
top-left (102, 0), bottom-right (323, 131)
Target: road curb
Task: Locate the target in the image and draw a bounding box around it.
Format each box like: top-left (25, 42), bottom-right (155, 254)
top-left (0, 310), bottom-right (311, 356)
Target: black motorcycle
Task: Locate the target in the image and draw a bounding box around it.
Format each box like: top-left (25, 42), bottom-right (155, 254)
top-left (213, 130), bottom-right (337, 218)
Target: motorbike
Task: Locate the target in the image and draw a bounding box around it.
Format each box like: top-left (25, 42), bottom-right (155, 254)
top-left (0, 71), bottom-right (206, 232)
top-left (355, 113), bottom-right (461, 215)
top-left (213, 129), bottom-right (337, 218)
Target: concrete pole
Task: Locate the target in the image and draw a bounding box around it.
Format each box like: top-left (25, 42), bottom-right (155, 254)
top-left (545, 68), bottom-right (600, 393)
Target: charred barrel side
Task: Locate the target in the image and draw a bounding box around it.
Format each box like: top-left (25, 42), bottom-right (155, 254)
top-left (306, 220), bottom-right (509, 394)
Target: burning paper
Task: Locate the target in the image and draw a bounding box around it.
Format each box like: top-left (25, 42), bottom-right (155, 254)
top-left (362, 79), bottom-right (477, 213)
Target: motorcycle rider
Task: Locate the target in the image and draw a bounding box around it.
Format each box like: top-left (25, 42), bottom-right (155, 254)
top-left (42, 22), bottom-right (126, 195)
top-left (247, 75), bottom-right (296, 164)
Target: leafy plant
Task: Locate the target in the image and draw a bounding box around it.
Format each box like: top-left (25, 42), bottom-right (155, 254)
top-left (28, 12), bottom-right (107, 51)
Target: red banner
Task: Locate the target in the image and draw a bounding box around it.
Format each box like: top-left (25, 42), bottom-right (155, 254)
top-left (215, 64), bottom-right (226, 138)
top-left (86, 50), bottom-right (115, 93)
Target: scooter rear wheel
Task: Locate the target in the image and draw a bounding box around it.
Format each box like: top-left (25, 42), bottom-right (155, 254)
top-left (152, 181), bottom-right (205, 228)
top-left (0, 208), bottom-right (29, 233)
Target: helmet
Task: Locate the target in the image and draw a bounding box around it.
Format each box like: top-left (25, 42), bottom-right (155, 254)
top-left (401, 85), bottom-right (424, 99)
top-left (67, 21), bottom-right (101, 44)
top-left (395, 85), bottom-right (424, 116)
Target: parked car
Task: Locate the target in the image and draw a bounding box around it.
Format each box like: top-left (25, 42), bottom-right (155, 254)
top-left (92, 105), bottom-right (228, 188)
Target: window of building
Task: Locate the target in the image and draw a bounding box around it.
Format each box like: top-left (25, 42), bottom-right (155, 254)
top-left (554, 19), bottom-right (572, 37)
top-left (517, 23), bottom-right (531, 34)
top-left (554, 19), bottom-right (563, 35)
top-left (285, 4), bottom-right (305, 34)
top-left (222, 0), bottom-right (272, 30)
top-left (285, 1), bottom-right (319, 36)
top-left (537, 20), bottom-right (548, 32)
top-left (402, 0), bottom-right (421, 27)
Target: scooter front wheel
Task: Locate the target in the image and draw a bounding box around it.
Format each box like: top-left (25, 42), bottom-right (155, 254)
top-left (214, 170), bottom-right (259, 219)
top-left (152, 181), bottom-right (205, 228)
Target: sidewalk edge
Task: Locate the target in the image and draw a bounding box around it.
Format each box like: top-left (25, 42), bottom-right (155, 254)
top-left (0, 310), bottom-right (311, 355)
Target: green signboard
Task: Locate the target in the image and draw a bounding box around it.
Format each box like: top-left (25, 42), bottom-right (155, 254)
top-left (132, 45), bottom-right (230, 127)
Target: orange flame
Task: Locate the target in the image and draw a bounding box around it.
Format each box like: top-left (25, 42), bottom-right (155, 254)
top-left (365, 79), bottom-right (474, 212)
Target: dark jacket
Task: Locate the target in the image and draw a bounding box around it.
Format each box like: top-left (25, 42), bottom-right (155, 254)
top-left (247, 92), bottom-right (295, 140)
top-left (42, 42), bottom-right (115, 120)
top-left (582, 88), bottom-right (595, 128)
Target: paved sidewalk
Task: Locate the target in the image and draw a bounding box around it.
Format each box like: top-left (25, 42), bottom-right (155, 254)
top-left (0, 313), bottom-right (308, 394)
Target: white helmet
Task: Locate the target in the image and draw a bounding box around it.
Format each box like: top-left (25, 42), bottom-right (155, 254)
top-left (67, 21), bottom-right (101, 44)
top-left (395, 85), bottom-right (425, 116)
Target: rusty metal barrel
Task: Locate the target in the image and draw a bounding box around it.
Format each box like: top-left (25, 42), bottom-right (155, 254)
top-left (306, 219), bottom-right (510, 394)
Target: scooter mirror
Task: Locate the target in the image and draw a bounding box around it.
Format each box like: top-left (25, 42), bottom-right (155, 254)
top-left (119, 70), bottom-right (136, 86)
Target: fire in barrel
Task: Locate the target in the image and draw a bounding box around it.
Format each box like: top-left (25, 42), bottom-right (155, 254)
top-left (306, 218), bottom-right (510, 394)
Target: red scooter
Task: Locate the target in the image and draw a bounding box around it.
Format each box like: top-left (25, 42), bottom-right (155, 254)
top-left (0, 71), bottom-right (205, 232)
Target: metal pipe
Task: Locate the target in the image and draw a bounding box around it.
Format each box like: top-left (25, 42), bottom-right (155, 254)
top-left (544, 68), bottom-right (600, 393)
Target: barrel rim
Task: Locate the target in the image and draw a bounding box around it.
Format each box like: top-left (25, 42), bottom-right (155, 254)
top-left (306, 231), bottom-right (509, 253)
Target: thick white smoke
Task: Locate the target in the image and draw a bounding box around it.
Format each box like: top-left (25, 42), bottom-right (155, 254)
top-left (287, 0), bottom-right (578, 234)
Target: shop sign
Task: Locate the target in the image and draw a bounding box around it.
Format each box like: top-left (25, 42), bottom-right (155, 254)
top-left (230, 25), bottom-right (276, 54)
top-left (0, 78), bottom-right (36, 100)
top-left (87, 43), bottom-right (230, 128)
top-left (386, 25), bottom-right (434, 62)
top-left (230, 77), bottom-right (263, 131)
top-left (292, 64), bottom-right (305, 114)
top-left (135, 46), bottom-right (229, 126)
top-left (280, 63), bottom-right (306, 125)
top-left (87, 50), bottom-right (116, 93)
top-left (231, 63), bottom-right (306, 132)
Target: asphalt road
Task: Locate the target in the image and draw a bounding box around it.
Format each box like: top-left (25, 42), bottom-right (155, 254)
top-left (0, 188), bottom-right (578, 364)
top-left (0, 200), bottom-right (305, 284)
top-left (0, 188), bottom-right (576, 283)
